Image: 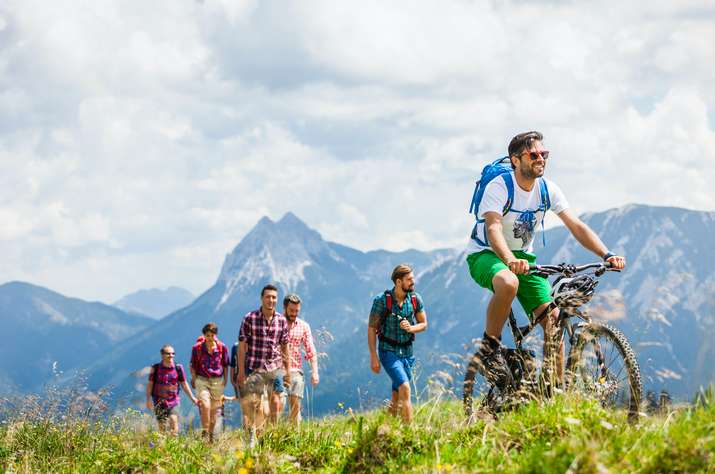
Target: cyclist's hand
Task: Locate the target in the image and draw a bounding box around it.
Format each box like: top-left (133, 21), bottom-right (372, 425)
top-left (399, 320), bottom-right (412, 333)
top-left (370, 355), bottom-right (381, 374)
top-left (507, 258), bottom-right (530, 275)
top-left (606, 255), bottom-right (626, 270)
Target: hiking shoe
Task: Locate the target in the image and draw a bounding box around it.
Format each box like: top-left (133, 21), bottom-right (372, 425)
top-left (478, 336), bottom-right (513, 392)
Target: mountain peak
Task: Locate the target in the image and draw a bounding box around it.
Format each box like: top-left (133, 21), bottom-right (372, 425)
top-left (214, 213), bottom-right (333, 308)
top-left (277, 211), bottom-right (307, 228)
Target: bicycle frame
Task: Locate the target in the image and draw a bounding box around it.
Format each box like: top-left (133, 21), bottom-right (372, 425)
top-left (508, 303), bottom-right (593, 351)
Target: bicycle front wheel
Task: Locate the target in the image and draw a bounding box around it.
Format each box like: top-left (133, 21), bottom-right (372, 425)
top-left (566, 322), bottom-right (642, 421)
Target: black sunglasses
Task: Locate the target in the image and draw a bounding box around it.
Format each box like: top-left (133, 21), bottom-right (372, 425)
top-left (162, 352), bottom-right (175, 356)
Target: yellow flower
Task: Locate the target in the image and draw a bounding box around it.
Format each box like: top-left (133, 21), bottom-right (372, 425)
top-left (238, 469), bottom-right (249, 474)
top-left (245, 458), bottom-right (254, 469)
top-left (334, 440), bottom-right (342, 448)
top-left (235, 450), bottom-right (244, 460)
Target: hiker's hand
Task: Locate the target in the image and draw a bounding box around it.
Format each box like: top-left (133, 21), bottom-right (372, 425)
top-left (507, 258), bottom-right (529, 275)
top-left (399, 320), bottom-right (413, 333)
top-left (146, 399), bottom-right (153, 411)
top-left (191, 379), bottom-right (196, 389)
top-left (191, 397), bottom-right (199, 406)
top-left (370, 355), bottom-right (381, 374)
top-left (238, 372), bottom-right (246, 385)
top-left (311, 373), bottom-right (319, 386)
top-left (606, 254), bottom-right (626, 270)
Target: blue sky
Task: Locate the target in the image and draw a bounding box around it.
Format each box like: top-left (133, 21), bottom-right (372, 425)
top-left (1, 0), bottom-right (714, 301)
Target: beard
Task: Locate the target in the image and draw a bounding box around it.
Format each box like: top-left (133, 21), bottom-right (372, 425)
top-left (401, 283), bottom-right (415, 293)
top-left (520, 161), bottom-right (544, 179)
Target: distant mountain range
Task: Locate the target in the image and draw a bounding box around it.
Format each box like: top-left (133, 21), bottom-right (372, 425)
top-left (1, 205), bottom-right (713, 416)
top-left (113, 287), bottom-right (195, 319)
top-left (0, 282), bottom-right (153, 394)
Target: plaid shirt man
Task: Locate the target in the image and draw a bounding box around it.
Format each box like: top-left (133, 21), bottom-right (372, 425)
top-left (369, 290), bottom-right (425, 358)
top-left (238, 309), bottom-right (289, 372)
top-left (286, 318), bottom-right (317, 371)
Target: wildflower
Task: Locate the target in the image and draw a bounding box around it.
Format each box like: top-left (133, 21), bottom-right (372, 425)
top-left (245, 457), bottom-right (254, 469)
top-left (235, 449), bottom-right (245, 460)
top-left (238, 469), bottom-right (249, 474)
top-left (335, 440), bottom-right (343, 448)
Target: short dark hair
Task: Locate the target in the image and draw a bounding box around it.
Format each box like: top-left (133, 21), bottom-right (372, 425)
top-left (391, 264), bottom-right (413, 283)
top-left (160, 344), bottom-right (173, 354)
top-left (261, 284), bottom-right (278, 297)
top-left (202, 322), bottom-right (218, 335)
top-left (508, 131), bottom-right (543, 168)
top-left (283, 293), bottom-right (302, 307)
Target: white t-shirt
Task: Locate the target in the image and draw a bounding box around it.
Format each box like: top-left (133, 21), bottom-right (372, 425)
top-left (467, 172), bottom-right (569, 254)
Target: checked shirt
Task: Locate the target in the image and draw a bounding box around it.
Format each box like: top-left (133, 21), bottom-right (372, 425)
top-left (286, 318), bottom-right (317, 371)
top-left (238, 309), bottom-right (289, 372)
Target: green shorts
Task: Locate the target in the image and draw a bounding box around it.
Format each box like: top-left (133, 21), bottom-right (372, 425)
top-left (466, 250), bottom-right (552, 317)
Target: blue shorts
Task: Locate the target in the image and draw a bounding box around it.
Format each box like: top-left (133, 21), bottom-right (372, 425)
top-left (379, 349), bottom-right (414, 392)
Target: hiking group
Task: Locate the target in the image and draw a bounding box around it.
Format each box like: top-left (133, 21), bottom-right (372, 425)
top-left (146, 130), bottom-right (626, 442)
top-left (146, 287), bottom-right (320, 445)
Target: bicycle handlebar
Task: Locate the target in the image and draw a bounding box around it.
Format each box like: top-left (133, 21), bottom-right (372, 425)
top-left (528, 261), bottom-right (615, 277)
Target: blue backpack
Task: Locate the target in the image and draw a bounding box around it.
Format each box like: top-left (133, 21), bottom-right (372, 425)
top-left (468, 157), bottom-right (551, 247)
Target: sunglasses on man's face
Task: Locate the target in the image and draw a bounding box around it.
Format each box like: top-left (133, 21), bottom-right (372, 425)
top-left (521, 150), bottom-right (549, 161)
top-left (162, 352), bottom-right (175, 356)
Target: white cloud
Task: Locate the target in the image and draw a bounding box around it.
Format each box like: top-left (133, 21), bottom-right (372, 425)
top-left (0, 0), bottom-right (713, 301)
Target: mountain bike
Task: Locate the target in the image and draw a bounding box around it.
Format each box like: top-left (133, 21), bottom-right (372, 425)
top-left (463, 261), bottom-right (642, 421)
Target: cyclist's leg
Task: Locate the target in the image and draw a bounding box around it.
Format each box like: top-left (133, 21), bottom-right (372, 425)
top-left (467, 251), bottom-right (518, 339)
top-left (533, 302), bottom-right (564, 382)
top-left (514, 253), bottom-right (563, 386)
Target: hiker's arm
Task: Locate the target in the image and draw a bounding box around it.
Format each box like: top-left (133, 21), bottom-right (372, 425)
top-left (180, 380), bottom-right (199, 405)
top-left (485, 212), bottom-right (527, 274)
top-left (403, 310), bottom-right (427, 334)
top-left (237, 341), bottom-right (248, 384)
top-left (558, 209), bottom-right (625, 269)
top-left (189, 348), bottom-right (197, 389)
top-left (281, 343), bottom-right (291, 386)
top-left (304, 329), bottom-right (319, 385)
top-left (367, 317), bottom-right (380, 374)
top-left (145, 369), bottom-right (154, 411)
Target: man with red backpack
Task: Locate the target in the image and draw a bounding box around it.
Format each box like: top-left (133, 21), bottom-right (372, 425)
top-left (367, 264), bottom-right (428, 424)
top-left (190, 322), bottom-right (229, 442)
top-left (145, 344), bottom-right (199, 435)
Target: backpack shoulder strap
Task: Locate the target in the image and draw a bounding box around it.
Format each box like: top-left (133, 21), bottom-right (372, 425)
top-left (501, 172), bottom-right (515, 215)
top-left (538, 178), bottom-right (551, 211)
top-left (175, 364), bottom-right (185, 381)
top-left (379, 290), bottom-right (392, 333)
top-left (410, 293), bottom-right (418, 314)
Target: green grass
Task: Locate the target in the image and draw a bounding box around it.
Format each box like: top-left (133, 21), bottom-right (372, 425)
top-left (1, 393), bottom-right (714, 473)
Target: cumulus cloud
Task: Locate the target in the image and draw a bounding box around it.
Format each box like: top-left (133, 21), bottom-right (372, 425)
top-left (0, 0), bottom-right (713, 301)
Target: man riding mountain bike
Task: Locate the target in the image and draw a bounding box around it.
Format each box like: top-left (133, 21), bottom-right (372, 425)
top-left (466, 131), bottom-right (626, 390)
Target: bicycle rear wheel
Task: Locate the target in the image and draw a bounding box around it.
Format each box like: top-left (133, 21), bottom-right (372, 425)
top-left (566, 322), bottom-right (642, 421)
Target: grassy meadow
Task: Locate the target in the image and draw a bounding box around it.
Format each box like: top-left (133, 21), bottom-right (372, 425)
top-left (1, 387), bottom-right (714, 473)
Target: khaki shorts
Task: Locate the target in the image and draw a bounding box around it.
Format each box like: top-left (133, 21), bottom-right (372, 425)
top-left (241, 368), bottom-right (283, 397)
top-left (286, 370), bottom-right (305, 399)
top-left (195, 375), bottom-right (225, 403)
